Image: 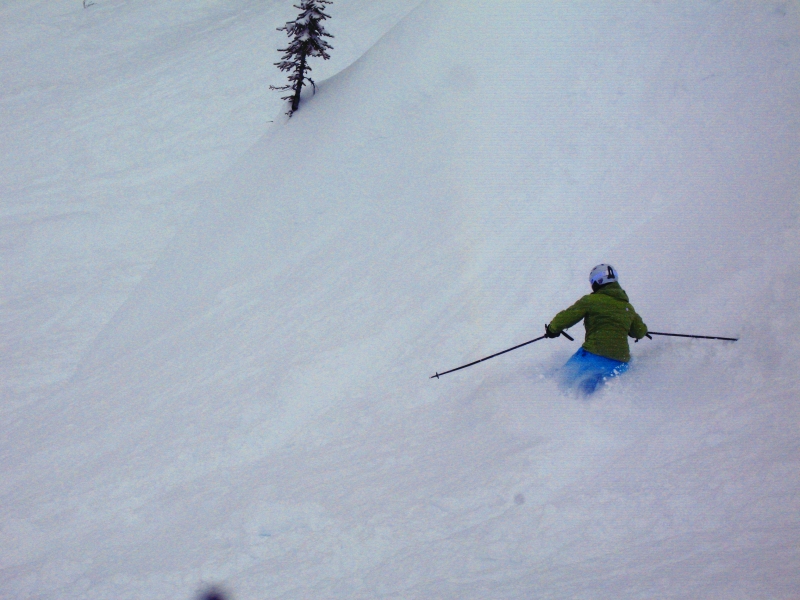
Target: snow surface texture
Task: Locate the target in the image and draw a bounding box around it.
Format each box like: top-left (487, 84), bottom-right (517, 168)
top-left (2, 0), bottom-right (799, 598)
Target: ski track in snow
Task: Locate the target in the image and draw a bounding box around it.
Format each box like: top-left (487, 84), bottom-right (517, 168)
top-left (2, 0), bottom-right (799, 599)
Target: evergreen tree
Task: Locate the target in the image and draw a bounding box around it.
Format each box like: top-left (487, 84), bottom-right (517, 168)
top-left (270, 0), bottom-right (334, 116)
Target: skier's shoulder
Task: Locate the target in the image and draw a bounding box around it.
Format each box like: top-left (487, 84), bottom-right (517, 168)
top-left (571, 293), bottom-right (595, 308)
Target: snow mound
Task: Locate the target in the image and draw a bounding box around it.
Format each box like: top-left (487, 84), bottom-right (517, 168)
top-left (3, 0), bottom-right (799, 598)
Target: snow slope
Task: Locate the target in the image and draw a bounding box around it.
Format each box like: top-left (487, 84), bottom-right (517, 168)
top-left (1, 0), bottom-right (420, 399)
top-left (3, 0), bottom-right (800, 598)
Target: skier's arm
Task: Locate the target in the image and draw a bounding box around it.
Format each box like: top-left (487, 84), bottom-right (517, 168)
top-left (628, 310), bottom-right (648, 339)
top-left (548, 297), bottom-right (589, 335)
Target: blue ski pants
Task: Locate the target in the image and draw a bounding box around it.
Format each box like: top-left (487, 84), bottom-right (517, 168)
top-left (559, 348), bottom-right (629, 395)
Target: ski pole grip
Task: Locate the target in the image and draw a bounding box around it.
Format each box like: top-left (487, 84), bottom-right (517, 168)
top-left (560, 331), bottom-right (574, 341)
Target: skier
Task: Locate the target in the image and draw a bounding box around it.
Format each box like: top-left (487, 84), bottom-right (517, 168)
top-left (545, 264), bottom-right (649, 394)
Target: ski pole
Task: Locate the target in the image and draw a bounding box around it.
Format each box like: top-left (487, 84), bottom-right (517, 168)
top-left (647, 331), bottom-right (738, 342)
top-left (431, 330), bottom-right (574, 380)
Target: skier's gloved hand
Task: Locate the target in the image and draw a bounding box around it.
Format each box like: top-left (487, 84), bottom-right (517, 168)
top-left (544, 324), bottom-right (560, 339)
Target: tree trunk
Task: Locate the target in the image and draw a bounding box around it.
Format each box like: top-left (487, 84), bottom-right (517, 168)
top-left (291, 49), bottom-right (308, 112)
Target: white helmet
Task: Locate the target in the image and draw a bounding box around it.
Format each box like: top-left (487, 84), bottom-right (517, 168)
top-left (590, 264), bottom-right (618, 287)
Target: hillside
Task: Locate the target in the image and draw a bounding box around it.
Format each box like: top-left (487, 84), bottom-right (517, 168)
top-left (2, 1), bottom-right (799, 598)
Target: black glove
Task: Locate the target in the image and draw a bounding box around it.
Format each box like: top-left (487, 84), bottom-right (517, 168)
top-left (544, 324), bottom-right (560, 338)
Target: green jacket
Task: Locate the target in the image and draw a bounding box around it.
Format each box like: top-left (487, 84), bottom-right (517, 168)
top-left (548, 282), bottom-right (648, 362)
